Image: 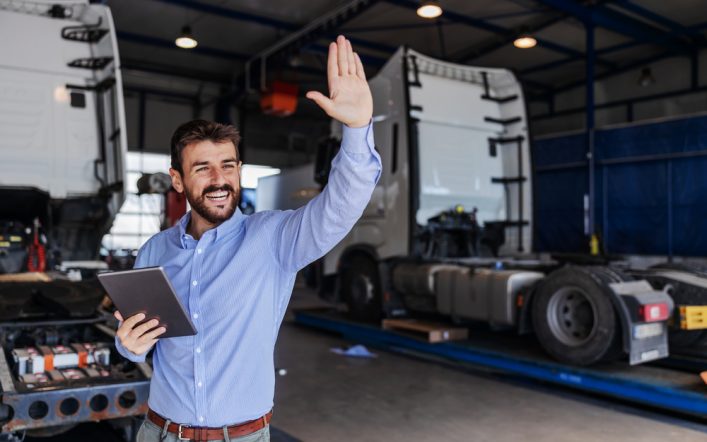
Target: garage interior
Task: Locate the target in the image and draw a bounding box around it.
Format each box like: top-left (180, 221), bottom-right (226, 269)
top-left (1, 0), bottom-right (707, 441)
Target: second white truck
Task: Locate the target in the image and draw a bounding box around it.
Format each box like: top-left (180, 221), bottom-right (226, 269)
top-left (260, 47), bottom-right (707, 367)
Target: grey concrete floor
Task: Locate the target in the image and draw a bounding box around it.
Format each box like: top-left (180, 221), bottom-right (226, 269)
top-left (272, 287), bottom-right (707, 442)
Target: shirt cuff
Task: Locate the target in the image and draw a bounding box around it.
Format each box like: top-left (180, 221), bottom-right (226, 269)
top-left (341, 121), bottom-right (375, 155)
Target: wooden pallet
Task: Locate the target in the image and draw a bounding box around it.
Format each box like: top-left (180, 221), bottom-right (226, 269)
top-left (382, 319), bottom-right (468, 343)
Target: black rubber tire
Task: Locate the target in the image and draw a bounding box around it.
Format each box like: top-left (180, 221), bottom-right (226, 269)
top-left (340, 254), bottom-right (382, 323)
top-left (532, 266), bottom-right (623, 366)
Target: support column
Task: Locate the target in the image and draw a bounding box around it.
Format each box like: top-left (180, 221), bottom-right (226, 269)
top-left (585, 22), bottom-right (598, 255)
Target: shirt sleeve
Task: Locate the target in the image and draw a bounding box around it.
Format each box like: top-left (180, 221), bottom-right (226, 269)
top-left (114, 242), bottom-right (152, 363)
top-left (272, 122), bottom-right (382, 273)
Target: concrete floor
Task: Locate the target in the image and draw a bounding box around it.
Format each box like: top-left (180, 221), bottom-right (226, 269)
top-left (272, 287), bottom-right (707, 442)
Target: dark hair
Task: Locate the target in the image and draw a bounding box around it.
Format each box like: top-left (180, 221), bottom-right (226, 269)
top-left (170, 120), bottom-right (241, 174)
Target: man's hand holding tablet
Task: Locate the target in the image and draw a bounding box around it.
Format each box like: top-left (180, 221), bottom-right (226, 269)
top-left (114, 311), bottom-right (166, 357)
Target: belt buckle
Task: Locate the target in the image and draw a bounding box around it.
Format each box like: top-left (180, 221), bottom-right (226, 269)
top-left (177, 423), bottom-right (189, 441)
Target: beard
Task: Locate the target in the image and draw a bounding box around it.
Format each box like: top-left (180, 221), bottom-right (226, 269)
top-left (184, 182), bottom-right (241, 225)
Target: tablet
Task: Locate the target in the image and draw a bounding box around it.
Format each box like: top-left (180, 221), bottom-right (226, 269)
top-left (98, 266), bottom-right (197, 339)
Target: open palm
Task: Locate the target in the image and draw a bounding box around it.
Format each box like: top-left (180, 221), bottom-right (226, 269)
top-left (306, 35), bottom-right (373, 128)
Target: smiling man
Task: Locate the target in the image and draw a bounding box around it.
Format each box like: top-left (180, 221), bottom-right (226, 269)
top-left (114, 36), bottom-right (381, 442)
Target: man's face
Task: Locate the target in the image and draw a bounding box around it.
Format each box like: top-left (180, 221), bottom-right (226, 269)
top-left (169, 139), bottom-right (241, 225)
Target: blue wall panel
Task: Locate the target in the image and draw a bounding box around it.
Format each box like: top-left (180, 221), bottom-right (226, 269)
top-left (533, 115), bottom-right (707, 256)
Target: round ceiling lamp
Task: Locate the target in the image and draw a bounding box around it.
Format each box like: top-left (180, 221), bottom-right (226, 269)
top-left (417, 0), bottom-right (443, 19)
top-left (513, 35), bottom-right (537, 49)
top-left (175, 26), bottom-right (198, 49)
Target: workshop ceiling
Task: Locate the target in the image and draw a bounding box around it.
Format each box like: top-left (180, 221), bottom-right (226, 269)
top-left (108, 0), bottom-right (707, 100)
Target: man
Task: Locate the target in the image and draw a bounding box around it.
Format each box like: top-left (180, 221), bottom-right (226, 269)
top-left (114, 36), bottom-right (381, 442)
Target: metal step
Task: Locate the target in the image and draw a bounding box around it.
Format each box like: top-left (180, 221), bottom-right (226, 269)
top-left (67, 57), bottom-right (113, 70)
top-left (491, 177), bottom-right (527, 184)
top-left (481, 94), bottom-right (519, 103)
top-left (62, 25), bottom-right (108, 43)
top-left (484, 116), bottom-right (522, 126)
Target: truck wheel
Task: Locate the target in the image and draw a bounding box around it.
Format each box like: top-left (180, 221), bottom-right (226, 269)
top-left (341, 254), bottom-right (382, 323)
top-left (532, 267), bottom-right (622, 366)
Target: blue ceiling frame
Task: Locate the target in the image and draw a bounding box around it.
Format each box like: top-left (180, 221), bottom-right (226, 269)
top-left (534, 0), bottom-right (694, 52)
top-left (527, 0), bottom-right (705, 106)
top-left (121, 0), bottom-right (565, 93)
top-left (124, 0), bottom-right (705, 101)
top-left (520, 39), bottom-right (645, 76)
top-left (613, 0), bottom-right (705, 40)
top-left (451, 12), bottom-right (567, 63)
top-left (385, 0), bottom-right (615, 69)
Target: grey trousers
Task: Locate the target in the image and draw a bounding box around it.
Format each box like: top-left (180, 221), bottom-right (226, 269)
top-left (136, 418), bottom-right (270, 442)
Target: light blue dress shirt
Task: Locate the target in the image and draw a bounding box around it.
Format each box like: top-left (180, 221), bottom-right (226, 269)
top-left (115, 123), bottom-right (380, 427)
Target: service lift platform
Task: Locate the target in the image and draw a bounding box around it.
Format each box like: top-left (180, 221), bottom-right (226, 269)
top-left (294, 309), bottom-right (707, 419)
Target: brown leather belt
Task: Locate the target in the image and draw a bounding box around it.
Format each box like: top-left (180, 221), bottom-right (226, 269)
top-left (147, 408), bottom-right (272, 441)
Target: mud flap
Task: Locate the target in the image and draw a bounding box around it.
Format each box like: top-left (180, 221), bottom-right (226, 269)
top-left (609, 280), bottom-right (674, 365)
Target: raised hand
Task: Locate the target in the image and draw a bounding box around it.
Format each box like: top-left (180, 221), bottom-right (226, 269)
top-left (306, 35), bottom-right (373, 128)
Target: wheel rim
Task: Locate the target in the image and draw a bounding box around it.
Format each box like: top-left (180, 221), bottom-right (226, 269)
top-left (350, 273), bottom-right (375, 307)
top-left (546, 286), bottom-right (598, 347)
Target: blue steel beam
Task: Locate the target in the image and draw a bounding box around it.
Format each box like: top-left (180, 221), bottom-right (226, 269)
top-left (520, 39), bottom-right (646, 75)
top-left (152, 0), bottom-right (296, 30)
top-left (532, 84), bottom-right (707, 120)
top-left (551, 49), bottom-right (674, 96)
top-left (454, 13), bottom-right (567, 63)
top-left (534, 0), bottom-right (693, 53)
top-left (521, 56), bottom-right (583, 75)
top-left (585, 23), bottom-right (596, 241)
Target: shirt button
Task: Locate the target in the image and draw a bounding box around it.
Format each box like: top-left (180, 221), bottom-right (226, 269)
top-left (193, 313), bottom-right (199, 319)
top-left (197, 248), bottom-right (202, 254)
top-left (197, 381), bottom-right (203, 387)
top-left (192, 280), bottom-right (198, 286)
top-left (196, 347), bottom-right (201, 353)
top-left (199, 416), bottom-right (204, 423)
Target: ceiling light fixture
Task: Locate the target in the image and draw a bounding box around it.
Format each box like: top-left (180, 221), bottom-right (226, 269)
top-left (638, 67), bottom-right (655, 87)
top-left (513, 35), bottom-right (537, 49)
top-left (175, 26), bottom-right (197, 49)
top-left (417, 0), bottom-right (443, 19)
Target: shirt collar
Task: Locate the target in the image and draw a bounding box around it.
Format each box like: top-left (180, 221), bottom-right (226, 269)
top-left (177, 207), bottom-right (246, 248)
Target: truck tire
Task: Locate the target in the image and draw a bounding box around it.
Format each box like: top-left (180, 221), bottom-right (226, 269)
top-left (532, 266), bottom-right (622, 366)
top-left (341, 254), bottom-right (382, 323)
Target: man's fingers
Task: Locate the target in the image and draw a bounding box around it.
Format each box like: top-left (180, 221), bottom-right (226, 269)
top-left (114, 310), bottom-right (123, 322)
top-left (139, 327), bottom-right (167, 342)
top-left (129, 318), bottom-right (160, 339)
top-left (346, 40), bottom-right (356, 75)
top-left (327, 41), bottom-right (338, 88)
top-left (123, 312), bottom-right (146, 329)
top-left (337, 35), bottom-right (349, 77)
top-left (306, 91), bottom-right (334, 114)
top-left (354, 53), bottom-right (366, 80)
